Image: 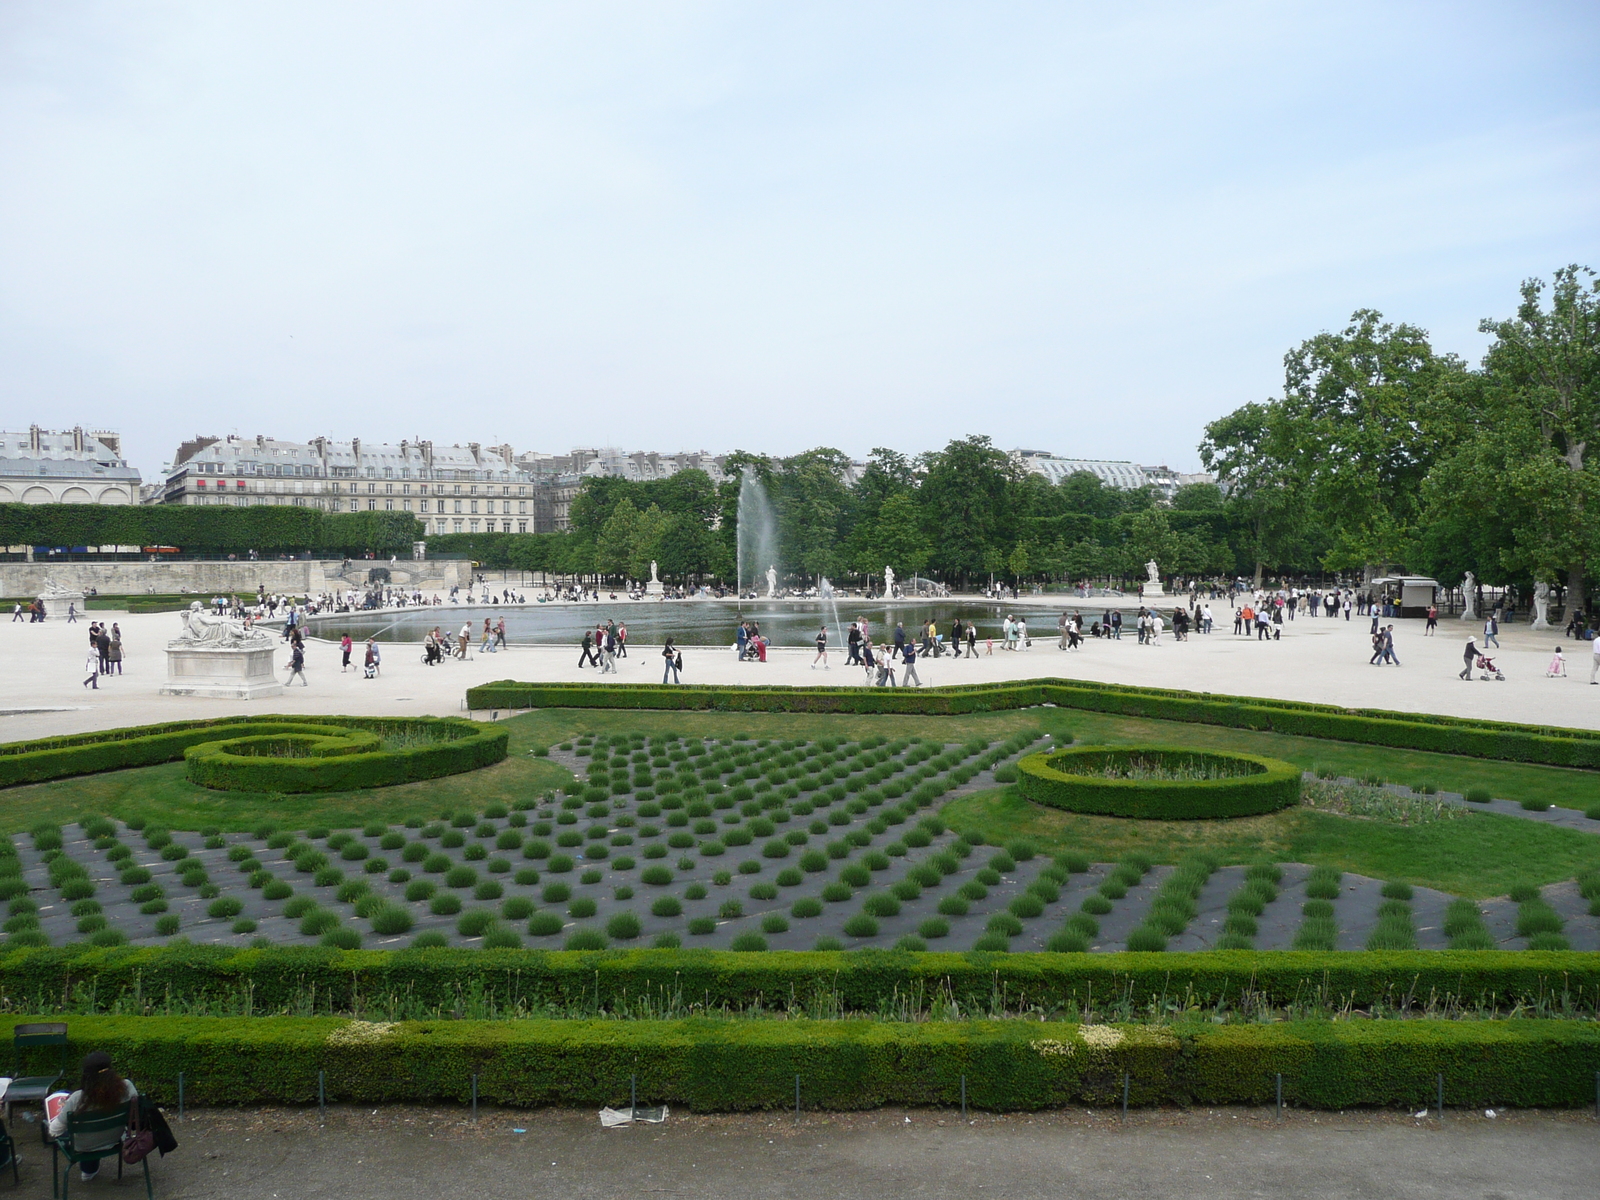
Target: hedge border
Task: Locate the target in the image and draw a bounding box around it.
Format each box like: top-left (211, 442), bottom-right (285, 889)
top-left (182, 720), bottom-right (506, 793)
top-left (18, 1013), bottom-right (1600, 1111)
top-left (1016, 746), bottom-right (1302, 819)
top-left (6, 946), bottom-right (1598, 1016)
top-left (464, 678), bottom-right (1600, 770)
top-left (0, 715), bottom-right (507, 791)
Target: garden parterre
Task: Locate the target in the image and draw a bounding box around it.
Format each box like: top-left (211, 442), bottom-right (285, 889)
top-left (5, 726), bottom-right (1597, 955)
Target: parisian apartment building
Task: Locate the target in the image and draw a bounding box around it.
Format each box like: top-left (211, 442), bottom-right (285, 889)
top-left (0, 426), bottom-right (141, 505)
top-left (157, 435), bottom-right (730, 535)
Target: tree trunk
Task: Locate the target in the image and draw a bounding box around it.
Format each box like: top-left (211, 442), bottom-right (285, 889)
top-left (1252, 559), bottom-right (1264, 590)
top-left (1568, 564), bottom-right (1585, 618)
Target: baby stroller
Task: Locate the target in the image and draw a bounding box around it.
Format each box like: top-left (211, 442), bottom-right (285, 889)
top-left (1476, 653), bottom-right (1505, 681)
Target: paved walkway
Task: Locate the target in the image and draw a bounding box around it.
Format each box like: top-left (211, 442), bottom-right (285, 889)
top-left (2, 607), bottom-right (1595, 744)
top-left (15, 1105), bottom-right (1592, 1200)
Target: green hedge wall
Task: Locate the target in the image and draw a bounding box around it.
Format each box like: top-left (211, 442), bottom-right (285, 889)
top-left (465, 679), bottom-right (1600, 770)
top-left (0, 715), bottom-right (506, 790)
top-left (1016, 747), bottom-right (1302, 819)
top-left (183, 720), bottom-right (507, 793)
top-left (0, 503), bottom-right (420, 557)
top-left (8, 946), bottom-right (1599, 1016)
top-left (17, 1013), bottom-right (1600, 1111)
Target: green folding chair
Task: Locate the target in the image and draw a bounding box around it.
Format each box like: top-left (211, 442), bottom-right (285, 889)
top-left (0, 1116), bottom-right (19, 1187)
top-left (6, 1023), bottom-right (67, 1125)
top-left (52, 1101), bottom-right (150, 1200)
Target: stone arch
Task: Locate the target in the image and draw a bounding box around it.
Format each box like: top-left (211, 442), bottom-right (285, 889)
top-left (21, 486), bottom-right (53, 505)
top-left (58, 487), bottom-right (93, 504)
top-left (96, 487), bottom-right (130, 505)
top-left (0, 485), bottom-right (14, 503)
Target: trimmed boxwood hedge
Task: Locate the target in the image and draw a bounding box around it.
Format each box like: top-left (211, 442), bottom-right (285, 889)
top-left (18, 1013), bottom-right (1600, 1111)
top-left (0, 715), bottom-right (506, 792)
top-left (463, 679), bottom-right (1600, 770)
top-left (4, 946), bottom-right (1598, 1015)
top-left (183, 718), bottom-right (506, 793)
top-left (1017, 746), bottom-right (1301, 819)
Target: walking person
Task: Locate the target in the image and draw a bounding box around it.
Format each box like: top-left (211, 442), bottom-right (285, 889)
top-left (1382, 625), bottom-right (1401, 666)
top-left (107, 624), bottom-right (123, 675)
top-left (1058, 611), bottom-right (1069, 650)
top-left (1460, 635), bottom-right (1478, 681)
top-left (341, 633), bottom-right (353, 672)
top-left (286, 639), bottom-right (308, 685)
top-left (1111, 609), bottom-right (1122, 640)
top-left (363, 639), bottom-right (380, 678)
top-left (578, 629), bottom-right (596, 668)
top-left (662, 637), bottom-right (681, 684)
top-left (95, 624), bottom-right (111, 674)
top-left (1484, 614), bottom-right (1500, 649)
top-left (966, 622), bottom-right (977, 657)
top-left (82, 644), bottom-right (100, 689)
top-left (616, 621), bottom-right (628, 658)
top-left (901, 637), bottom-right (921, 687)
top-left (812, 625), bottom-right (829, 670)
top-left (67, 601), bottom-right (78, 624)
top-left (1425, 604), bottom-right (1438, 635)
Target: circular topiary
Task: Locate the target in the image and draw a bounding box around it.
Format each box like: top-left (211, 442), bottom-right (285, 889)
top-left (564, 928), bottom-right (608, 950)
top-left (528, 912), bottom-right (564, 936)
top-left (1017, 746), bottom-right (1301, 819)
top-left (183, 718), bottom-right (509, 793)
top-left (728, 932), bottom-right (768, 952)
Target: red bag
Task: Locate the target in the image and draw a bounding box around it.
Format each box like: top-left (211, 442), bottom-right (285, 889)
top-left (121, 1105), bottom-right (155, 1165)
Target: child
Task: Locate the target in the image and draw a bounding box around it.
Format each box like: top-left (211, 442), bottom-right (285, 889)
top-left (1547, 645), bottom-right (1567, 677)
top-left (985, 636), bottom-right (994, 656)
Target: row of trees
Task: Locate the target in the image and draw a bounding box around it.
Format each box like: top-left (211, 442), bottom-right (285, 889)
top-left (1202, 265), bottom-right (1600, 599)
top-left (0, 505), bottom-right (420, 559)
top-left (429, 440), bottom-right (1240, 590)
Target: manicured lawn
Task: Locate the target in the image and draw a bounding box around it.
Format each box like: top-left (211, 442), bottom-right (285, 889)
top-left (938, 786), bottom-right (1600, 897)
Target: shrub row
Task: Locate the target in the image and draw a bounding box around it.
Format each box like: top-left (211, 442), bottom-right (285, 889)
top-left (464, 679), bottom-right (1600, 770)
top-left (183, 720), bottom-right (507, 793)
top-left (7, 946), bottom-right (1599, 1015)
top-left (0, 715), bottom-right (506, 791)
top-left (17, 1014), bottom-right (1600, 1111)
top-left (1017, 747), bottom-right (1301, 819)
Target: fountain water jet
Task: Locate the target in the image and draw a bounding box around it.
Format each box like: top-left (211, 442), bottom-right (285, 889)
top-left (735, 470), bottom-right (779, 602)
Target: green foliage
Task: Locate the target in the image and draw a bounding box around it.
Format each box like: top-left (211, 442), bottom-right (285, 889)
top-left (0, 504), bottom-right (419, 558)
top-left (1017, 747), bottom-right (1301, 819)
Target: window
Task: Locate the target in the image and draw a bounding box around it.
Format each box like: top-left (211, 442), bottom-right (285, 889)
top-left (367, 483), bottom-right (376, 494)
top-left (452, 520), bottom-right (463, 533)
top-left (453, 499), bottom-right (462, 514)
top-left (402, 484), bottom-right (411, 495)
top-left (385, 483), bottom-right (393, 494)
top-left (368, 499), bottom-right (376, 510)
top-left (469, 519), bottom-right (479, 532)
top-left (385, 499), bottom-right (394, 511)
top-left (470, 501), bottom-right (478, 514)
top-left (518, 501), bottom-right (526, 514)
top-left (517, 520), bottom-right (527, 533)
top-left (403, 499), bottom-right (412, 511)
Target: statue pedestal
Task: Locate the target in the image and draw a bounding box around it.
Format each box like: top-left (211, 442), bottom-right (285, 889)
top-left (645, 580), bottom-right (664, 596)
top-left (40, 591), bottom-right (85, 616)
top-left (1143, 585), bottom-right (1166, 599)
top-left (161, 644), bottom-right (282, 700)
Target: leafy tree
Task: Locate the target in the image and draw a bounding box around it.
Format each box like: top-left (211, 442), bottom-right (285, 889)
top-left (861, 492), bottom-right (931, 580)
top-left (595, 499), bottom-right (639, 580)
top-left (921, 436), bottom-right (1022, 586)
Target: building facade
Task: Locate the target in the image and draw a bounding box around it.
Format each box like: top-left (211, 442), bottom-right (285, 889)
top-left (159, 436), bottom-right (736, 536)
top-left (1010, 449), bottom-right (1211, 499)
top-left (158, 435), bottom-right (571, 536)
top-left (0, 427), bottom-right (140, 506)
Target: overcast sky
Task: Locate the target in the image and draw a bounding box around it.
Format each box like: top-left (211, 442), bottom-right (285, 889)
top-left (2, 2), bottom-right (1596, 480)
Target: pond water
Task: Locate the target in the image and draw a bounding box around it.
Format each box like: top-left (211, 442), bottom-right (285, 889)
top-left (302, 598), bottom-right (1115, 647)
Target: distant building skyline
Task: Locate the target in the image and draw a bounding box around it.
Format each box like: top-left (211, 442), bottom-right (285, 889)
top-left (0, 426), bottom-right (140, 506)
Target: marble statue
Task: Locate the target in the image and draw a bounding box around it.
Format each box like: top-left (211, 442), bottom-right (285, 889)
top-left (1531, 580), bottom-right (1551, 630)
top-left (1461, 572), bottom-right (1478, 620)
top-left (174, 600), bottom-right (271, 648)
top-left (650, 560), bottom-right (659, 583)
top-left (765, 565), bottom-right (778, 599)
top-left (1145, 560), bottom-right (1160, 585)
top-left (884, 565), bottom-right (895, 597)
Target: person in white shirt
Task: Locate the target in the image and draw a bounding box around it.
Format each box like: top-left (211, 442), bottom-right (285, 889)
top-left (47, 1052), bottom-right (139, 1183)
